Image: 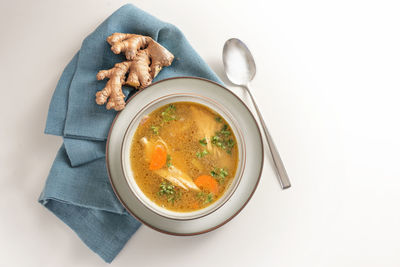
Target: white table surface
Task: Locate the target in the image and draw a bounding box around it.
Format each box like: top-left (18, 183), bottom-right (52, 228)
top-left (1, 0), bottom-right (400, 266)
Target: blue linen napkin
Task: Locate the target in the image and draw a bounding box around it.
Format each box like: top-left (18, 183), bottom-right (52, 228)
top-left (39, 4), bottom-right (221, 263)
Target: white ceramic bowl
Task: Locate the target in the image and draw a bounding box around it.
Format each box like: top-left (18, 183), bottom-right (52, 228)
top-left (106, 77), bottom-right (263, 235)
top-left (121, 93), bottom-right (246, 220)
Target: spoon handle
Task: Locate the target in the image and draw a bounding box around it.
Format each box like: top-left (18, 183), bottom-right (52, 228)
top-left (244, 85), bottom-right (291, 189)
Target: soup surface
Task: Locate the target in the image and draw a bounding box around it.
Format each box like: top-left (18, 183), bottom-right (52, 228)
top-left (130, 102), bottom-right (239, 212)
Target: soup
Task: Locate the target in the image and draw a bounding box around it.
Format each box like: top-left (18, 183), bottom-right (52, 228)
top-left (130, 102), bottom-right (239, 212)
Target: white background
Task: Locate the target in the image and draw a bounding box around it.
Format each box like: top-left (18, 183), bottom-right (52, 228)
top-left (1, 0), bottom-right (399, 266)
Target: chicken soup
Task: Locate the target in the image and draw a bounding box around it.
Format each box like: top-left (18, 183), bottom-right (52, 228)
top-left (130, 102), bottom-right (239, 212)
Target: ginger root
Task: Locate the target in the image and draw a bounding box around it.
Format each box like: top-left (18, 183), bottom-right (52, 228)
top-left (96, 33), bottom-right (174, 111)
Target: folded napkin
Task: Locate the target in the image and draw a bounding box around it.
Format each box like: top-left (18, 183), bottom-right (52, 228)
top-left (39, 4), bottom-right (221, 263)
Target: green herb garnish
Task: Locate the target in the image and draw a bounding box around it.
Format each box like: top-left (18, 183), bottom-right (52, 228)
top-left (158, 181), bottom-right (175, 196)
top-left (161, 104), bottom-right (177, 122)
top-left (210, 168), bottom-right (228, 184)
top-left (151, 125), bottom-right (159, 135)
top-left (166, 154), bottom-right (172, 167)
top-left (215, 117), bottom-right (222, 123)
top-left (211, 124), bottom-right (235, 154)
top-left (196, 191), bottom-right (214, 204)
top-left (199, 138), bottom-right (207, 146)
top-left (158, 181), bottom-right (180, 204)
top-left (196, 192), bottom-right (205, 198)
top-left (204, 193), bottom-right (213, 204)
top-left (196, 149), bottom-right (209, 158)
top-left (220, 124), bottom-right (231, 136)
top-left (220, 168), bottom-right (228, 178)
top-left (211, 136), bottom-right (220, 143)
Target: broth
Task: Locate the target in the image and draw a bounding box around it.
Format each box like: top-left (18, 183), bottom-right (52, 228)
top-left (130, 102), bottom-right (239, 212)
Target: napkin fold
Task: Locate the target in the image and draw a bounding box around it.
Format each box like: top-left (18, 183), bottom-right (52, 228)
top-left (39, 4), bottom-right (221, 263)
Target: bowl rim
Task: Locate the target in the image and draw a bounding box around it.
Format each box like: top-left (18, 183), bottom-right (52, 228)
top-left (105, 76), bottom-right (264, 236)
top-left (120, 93), bottom-right (247, 221)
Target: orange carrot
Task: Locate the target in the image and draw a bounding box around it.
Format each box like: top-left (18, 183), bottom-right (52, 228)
top-left (149, 143), bottom-right (167, 170)
top-left (194, 175), bottom-right (219, 194)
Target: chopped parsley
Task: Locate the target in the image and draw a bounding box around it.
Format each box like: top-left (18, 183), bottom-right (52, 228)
top-left (199, 138), bottom-right (207, 146)
top-left (215, 116), bottom-right (223, 123)
top-left (161, 104), bottom-right (177, 122)
top-left (205, 193), bottom-right (213, 204)
top-left (196, 149), bottom-right (209, 158)
top-left (211, 124), bottom-right (235, 154)
top-left (150, 125), bottom-right (159, 135)
top-left (211, 168), bottom-right (229, 184)
top-left (166, 154), bottom-right (172, 167)
top-left (219, 124), bottom-right (231, 136)
top-left (196, 191), bottom-right (214, 204)
top-left (158, 181), bottom-right (181, 203)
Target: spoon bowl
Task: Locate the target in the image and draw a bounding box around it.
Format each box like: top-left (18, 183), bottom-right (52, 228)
top-left (223, 38), bottom-right (256, 86)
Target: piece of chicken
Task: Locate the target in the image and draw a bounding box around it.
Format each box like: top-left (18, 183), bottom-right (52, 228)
top-left (140, 137), bottom-right (200, 191)
top-left (189, 106), bottom-right (219, 153)
top-left (189, 105), bottom-right (233, 168)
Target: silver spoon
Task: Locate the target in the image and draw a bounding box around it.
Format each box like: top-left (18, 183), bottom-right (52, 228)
top-left (222, 38), bottom-right (291, 189)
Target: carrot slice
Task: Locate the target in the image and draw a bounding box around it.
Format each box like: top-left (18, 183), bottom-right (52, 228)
top-left (149, 143), bottom-right (167, 170)
top-left (194, 175), bottom-right (219, 195)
